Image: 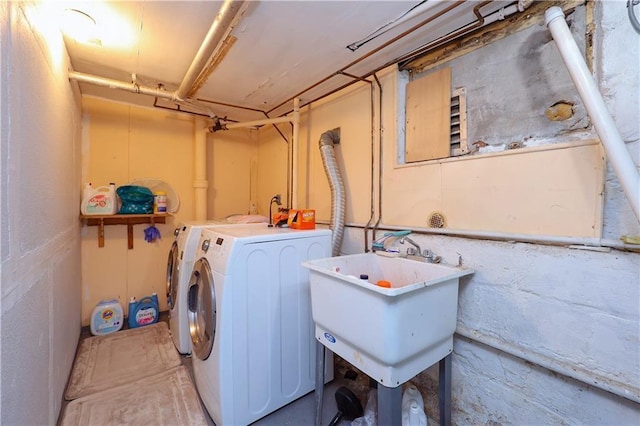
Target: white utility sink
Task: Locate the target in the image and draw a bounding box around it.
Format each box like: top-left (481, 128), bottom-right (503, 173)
top-left (303, 253), bottom-right (474, 387)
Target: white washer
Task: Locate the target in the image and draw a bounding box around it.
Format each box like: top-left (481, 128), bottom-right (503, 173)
top-left (188, 225), bottom-right (333, 425)
top-left (166, 221), bottom-right (267, 354)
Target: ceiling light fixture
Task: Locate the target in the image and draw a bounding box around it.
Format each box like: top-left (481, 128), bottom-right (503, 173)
top-left (61, 8), bottom-right (102, 46)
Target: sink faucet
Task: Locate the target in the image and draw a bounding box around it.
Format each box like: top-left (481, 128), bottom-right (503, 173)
top-left (399, 236), bottom-right (441, 263)
top-left (399, 236), bottom-right (423, 255)
top-left (371, 230), bottom-right (411, 251)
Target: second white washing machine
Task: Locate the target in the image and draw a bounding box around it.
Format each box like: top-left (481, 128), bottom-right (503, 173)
top-left (166, 220), bottom-right (267, 354)
top-left (188, 225), bottom-right (333, 425)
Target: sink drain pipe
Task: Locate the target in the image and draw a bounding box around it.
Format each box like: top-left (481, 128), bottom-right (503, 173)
top-left (545, 6), bottom-right (640, 223)
top-left (319, 128), bottom-right (345, 257)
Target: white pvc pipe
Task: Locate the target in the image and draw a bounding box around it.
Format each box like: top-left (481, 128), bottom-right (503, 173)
top-left (545, 6), bottom-right (640, 222)
top-left (482, 4), bottom-right (519, 26)
top-left (176, 0), bottom-right (247, 100)
top-left (292, 97), bottom-right (300, 208)
top-left (69, 1), bottom-right (246, 104)
top-left (68, 71), bottom-right (174, 99)
top-left (209, 99), bottom-right (301, 210)
top-left (194, 117), bottom-right (209, 221)
top-left (219, 115), bottom-right (292, 129)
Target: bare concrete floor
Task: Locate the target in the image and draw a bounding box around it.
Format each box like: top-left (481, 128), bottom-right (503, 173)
top-left (61, 314), bottom-right (365, 426)
top-left (181, 354), bottom-right (358, 426)
top-left (63, 312), bottom-right (443, 426)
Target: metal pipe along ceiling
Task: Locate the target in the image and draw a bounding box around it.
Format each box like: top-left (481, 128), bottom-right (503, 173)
top-left (268, 0), bottom-right (534, 119)
top-left (266, 0), bottom-right (467, 116)
top-left (68, 0), bottom-right (247, 104)
top-left (176, 0), bottom-right (247, 100)
top-left (70, 0), bottom-right (510, 125)
top-left (179, 1), bottom-right (506, 121)
top-left (207, 100), bottom-right (301, 210)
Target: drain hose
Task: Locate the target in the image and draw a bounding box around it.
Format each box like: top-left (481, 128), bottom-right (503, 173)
top-left (319, 129), bottom-right (345, 257)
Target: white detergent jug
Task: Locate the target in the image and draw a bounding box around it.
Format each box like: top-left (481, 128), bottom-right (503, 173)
top-left (401, 384), bottom-right (427, 426)
top-left (90, 298), bottom-right (124, 336)
top-left (81, 182), bottom-right (118, 215)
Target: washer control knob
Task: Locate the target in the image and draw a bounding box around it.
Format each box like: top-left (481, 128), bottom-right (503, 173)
top-left (202, 239), bottom-right (210, 252)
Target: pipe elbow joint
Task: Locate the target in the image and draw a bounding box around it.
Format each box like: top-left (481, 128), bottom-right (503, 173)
top-left (319, 128), bottom-right (341, 148)
top-left (544, 6), bottom-right (565, 26)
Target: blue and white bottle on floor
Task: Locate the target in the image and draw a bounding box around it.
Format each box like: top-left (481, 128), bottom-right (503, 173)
top-left (128, 293), bottom-right (159, 329)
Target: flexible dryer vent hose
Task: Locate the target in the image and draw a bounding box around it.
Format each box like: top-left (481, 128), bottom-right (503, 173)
top-left (319, 129), bottom-right (345, 257)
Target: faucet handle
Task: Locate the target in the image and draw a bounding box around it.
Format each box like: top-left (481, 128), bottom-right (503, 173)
top-left (407, 247), bottom-right (417, 256)
top-left (424, 250), bottom-right (442, 263)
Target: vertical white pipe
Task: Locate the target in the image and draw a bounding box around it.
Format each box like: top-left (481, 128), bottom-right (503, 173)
top-left (194, 117), bottom-right (209, 220)
top-left (292, 97), bottom-right (300, 208)
top-left (545, 6), bottom-right (640, 222)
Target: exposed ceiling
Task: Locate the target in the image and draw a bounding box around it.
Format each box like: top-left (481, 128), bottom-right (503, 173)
top-left (62, 0), bottom-right (519, 123)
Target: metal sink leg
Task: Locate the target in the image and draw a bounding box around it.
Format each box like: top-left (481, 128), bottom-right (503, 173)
top-left (377, 383), bottom-right (402, 425)
top-left (439, 353), bottom-right (452, 426)
top-left (315, 340), bottom-right (325, 426)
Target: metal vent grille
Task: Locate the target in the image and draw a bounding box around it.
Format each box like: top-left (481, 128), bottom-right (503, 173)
top-left (450, 87), bottom-right (468, 156)
top-left (428, 212), bottom-right (446, 228)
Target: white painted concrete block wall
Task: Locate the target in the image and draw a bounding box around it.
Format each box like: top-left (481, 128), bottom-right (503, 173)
top-left (596, 1), bottom-right (640, 238)
top-left (435, 3), bottom-right (637, 423)
top-left (0, 2), bottom-right (82, 424)
top-left (341, 2), bottom-right (639, 423)
top-left (451, 6), bottom-right (589, 146)
top-left (445, 236), bottom-right (637, 423)
top-left (341, 226), bottom-right (639, 423)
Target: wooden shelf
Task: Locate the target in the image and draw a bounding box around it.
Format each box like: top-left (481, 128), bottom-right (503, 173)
top-left (80, 214), bottom-right (168, 249)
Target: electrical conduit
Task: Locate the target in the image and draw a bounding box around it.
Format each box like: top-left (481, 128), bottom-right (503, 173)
top-left (545, 6), bottom-right (640, 222)
top-left (319, 129), bottom-right (345, 256)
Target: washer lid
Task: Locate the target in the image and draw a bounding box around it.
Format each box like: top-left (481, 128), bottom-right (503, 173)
top-left (166, 241), bottom-right (179, 309)
top-left (187, 258), bottom-right (217, 360)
